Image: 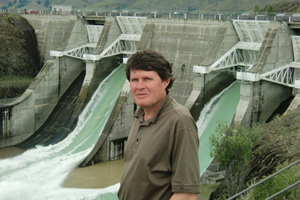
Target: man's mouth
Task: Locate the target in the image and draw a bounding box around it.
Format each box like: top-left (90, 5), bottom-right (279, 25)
top-left (136, 93), bottom-right (147, 98)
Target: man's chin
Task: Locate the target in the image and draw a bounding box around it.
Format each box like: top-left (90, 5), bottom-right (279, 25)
top-left (135, 101), bottom-right (149, 108)
top-left (136, 103), bottom-right (147, 108)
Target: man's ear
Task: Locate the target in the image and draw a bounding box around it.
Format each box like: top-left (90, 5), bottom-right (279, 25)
top-left (164, 77), bottom-right (170, 89)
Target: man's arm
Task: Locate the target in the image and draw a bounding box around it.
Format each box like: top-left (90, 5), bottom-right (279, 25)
top-left (169, 193), bottom-right (198, 200)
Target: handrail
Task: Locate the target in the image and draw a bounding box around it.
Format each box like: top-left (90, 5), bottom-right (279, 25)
top-left (227, 159), bottom-right (300, 200)
top-left (265, 180), bottom-right (300, 200)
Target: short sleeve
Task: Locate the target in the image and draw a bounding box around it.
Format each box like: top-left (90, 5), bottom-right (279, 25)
top-left (171, 124), bottom-right (201, 194)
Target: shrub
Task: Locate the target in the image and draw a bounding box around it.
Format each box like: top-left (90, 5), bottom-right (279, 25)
top-left (209, 121), bottom-right (261, 197)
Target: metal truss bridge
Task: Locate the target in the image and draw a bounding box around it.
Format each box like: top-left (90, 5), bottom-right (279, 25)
top-left (194, 20), bottom-right (269, 73)
top-left (50, 16), bottom-right (147, 61)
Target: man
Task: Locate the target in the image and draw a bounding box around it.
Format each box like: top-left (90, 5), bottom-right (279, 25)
top-left (118, 49), bottom-right (200, 200)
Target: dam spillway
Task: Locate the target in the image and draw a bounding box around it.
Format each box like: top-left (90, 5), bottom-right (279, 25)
top-left (0, 65), bottom-right (126, 199)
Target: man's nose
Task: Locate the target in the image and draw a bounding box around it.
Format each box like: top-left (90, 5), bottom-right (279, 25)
top-left (136, 79), bottom-right (145, 89)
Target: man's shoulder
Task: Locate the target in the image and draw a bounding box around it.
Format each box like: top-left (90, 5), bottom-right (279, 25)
top-left (166, 97), bottom-right (194, 120)
top-left (166, 99), bottom-right (198, 133)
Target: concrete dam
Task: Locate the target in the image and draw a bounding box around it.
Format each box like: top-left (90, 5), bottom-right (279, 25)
top-left (1, 13), bottom-right (300, 168)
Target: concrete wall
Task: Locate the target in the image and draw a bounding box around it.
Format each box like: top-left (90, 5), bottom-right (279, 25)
top-left (65, 16), bottom-right (89, 51)
top-left (33, 57), bottom-right (85, 129)
top-left (102, 17), bottom-right (122, 49)
top-left (234, 80), bottom-right (292, 126)
top-left (233, 21), bottom-right (295, 126)
top-left (108, 93), bottom-right (135, 160)
top-left (259, 81), bottom-right (292, 122)
top-left (250, 21), bottom-right (295, 74)
top-left (0, 57), bottom-right (85, 147)
top-left (0, 90), bottom-right (35, 147)
top-left (22, 15), bottom-right (79, 65)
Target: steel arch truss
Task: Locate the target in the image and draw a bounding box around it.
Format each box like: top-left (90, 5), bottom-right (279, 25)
top-left (99, 34), bottom-right (141, 58)
top-left (51, 35), bottom-right (141, 61)
top-left (195, 42), bottom-right (261, 73)
top-left (261, 63), bottom-right (300, 88)
top-left (50, 43), bottom-right (96, 60)
top-left (211, 48), bottom-right (244, 71)
top-left (65, 45), bottom-right (94, 59)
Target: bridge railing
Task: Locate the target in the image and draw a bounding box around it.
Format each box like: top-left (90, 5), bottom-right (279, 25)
top-left (3, 8), bottom-right (300, 23)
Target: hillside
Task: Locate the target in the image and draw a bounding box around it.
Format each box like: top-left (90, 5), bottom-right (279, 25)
top-left (0, 13), bottom-right (40, 99)
top-left (260, 1), bottom-right (300, 12)
top-left (1, 0), bottom-right (300, 13)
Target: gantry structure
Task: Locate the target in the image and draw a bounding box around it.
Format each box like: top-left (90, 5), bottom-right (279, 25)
top-left (50, 16), bottom-right (147, 61)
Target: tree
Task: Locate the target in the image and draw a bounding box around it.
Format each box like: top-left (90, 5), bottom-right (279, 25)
top-left (266, 5), bottom-right (274, 16)
top-left (44, 0), bottom-right (50, 7)
top-left (7, 2), bottom-right (13, 7)
top-left (254, 5), bottom-right (259, 13)
top-left (209, 121), bottom-right (261, 197)
top-left (17, 0), bottom-right (28, 8)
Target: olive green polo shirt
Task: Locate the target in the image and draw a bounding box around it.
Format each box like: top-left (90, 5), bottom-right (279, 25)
top-left (118, 95), bottom-right (200, 200)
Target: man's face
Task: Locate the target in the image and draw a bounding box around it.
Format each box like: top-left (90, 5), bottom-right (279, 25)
top-left (129, 69), bottom-right (170, 110)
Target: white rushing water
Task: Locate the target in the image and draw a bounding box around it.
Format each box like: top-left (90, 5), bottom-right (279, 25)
top-left (0, 67), bottom-right (240, 200)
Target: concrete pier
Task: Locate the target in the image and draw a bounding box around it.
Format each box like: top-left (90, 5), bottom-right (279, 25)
top-left (233, 21), bottom-right (296, 126)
